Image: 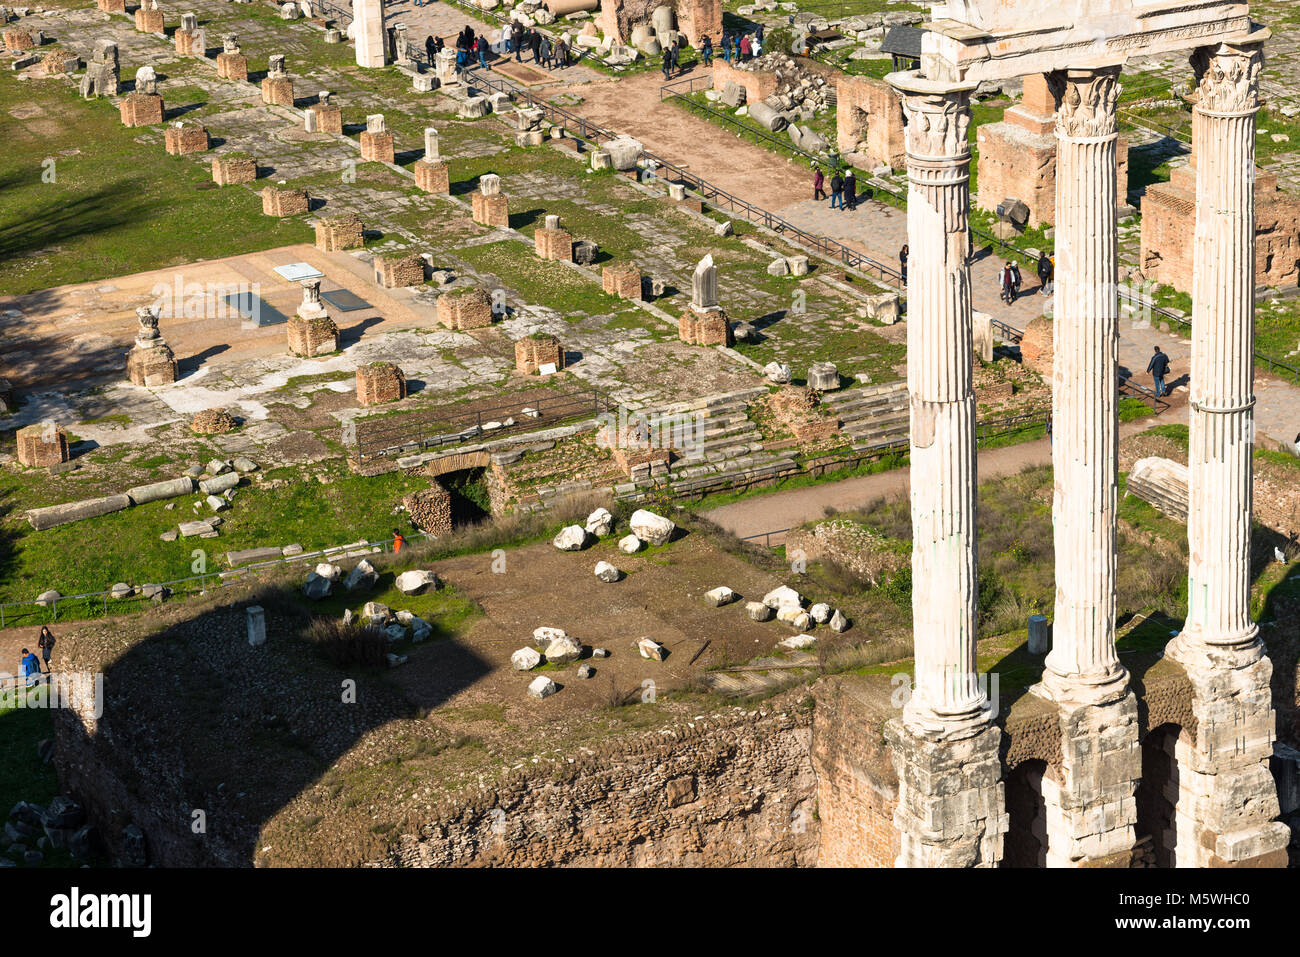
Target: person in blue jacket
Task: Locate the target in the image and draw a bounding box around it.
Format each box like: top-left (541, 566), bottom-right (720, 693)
top-left (20, 648), bottom-right (41, 688)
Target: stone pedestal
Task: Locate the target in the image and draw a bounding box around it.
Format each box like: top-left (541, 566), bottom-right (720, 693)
top-left (437, 288), bottom-right (496, 329)
top-left (127, 341), bottom-right (177, 386)
top-left (96, 0), bottom-right (126, 11)
top-left (1039, 693), bottom-right (1141, 866)
top-left (678, 307), bottom-right (732, 346)
top-left (134, 7), bottom-right (164, 34)
top-left (261, 76), bottom-right (295, 107)
top-left (356, 362), bottom-right (406, 406)
top-left (16, 424), bottom-right (69, 468)
top-left (472, 192), bottom-right (510, 228)
top-left (374, 252), bottom-right (425, 288)
top-left (314, 215), bottom-right (364, 251)
top-left (515, 335), bottom-right (565, 375)
top-left (212, 154), bottom-right (257, 185)
top-left (164, 121), bottom-right (209, 156)
top-left (534, 226), bottom-right (573, 262)
top-left (175, 28), bottom-right (204, 56)
top-left (261, 186), bottom-right (310, 217)
top-left (886, 719), bottom-right (1006, 867)
top-left (602, 264), bottom-right (642, 300)
top-left (1041, 65), bottom-right (1127, 705)
top-left (246, 605), bottom-right (266, 647)
top-left (287, 314), bottom-right (338, 357)
top-left (414, 160), bottom-right (449, 194)
top-left (119, 92), bottom-right (164, 127)
top-left (310, 101), bottom-right (343, 134)
top-left (216, 52), bottom-right (248, 81)
top-left (360, 116), bottom-right (395, 163)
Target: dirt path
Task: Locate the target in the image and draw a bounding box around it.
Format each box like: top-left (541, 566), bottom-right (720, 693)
top-left (554, 66), bottom-right (812, 212)
top-left (704, 419), bottom-right (1169, 542)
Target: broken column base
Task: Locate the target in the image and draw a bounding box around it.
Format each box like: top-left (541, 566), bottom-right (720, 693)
top-left (126, 343), bottom-right (178, 387)
top-left (1031, 686), bottom-right (1141, 867)
top-left (119, 92), bottom-right (164, 127)
top-left (1164, 636), bottom-right (1291, 868)
top-left (679, 306), bottom-right (732, 347)
top-left (287, 312), bottom-right (339, 357)
top-left (472, 192), bottom-right (510, 228)
top-left (414, 159), bottom-right (450, 194)
top-left (215, 52), bottom-right (248, 81)
top-left (885, 718), bottom-right (1007, 868)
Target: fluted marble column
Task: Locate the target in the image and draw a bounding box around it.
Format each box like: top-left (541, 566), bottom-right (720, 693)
top-left (1040, 65), bottom-right (1128, 705)
top-left (1171, 38), bottom-right (1266, 669)
top-left (893, 73), bottom-right (990, 738)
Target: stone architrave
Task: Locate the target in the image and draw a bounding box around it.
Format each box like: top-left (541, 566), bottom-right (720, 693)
top-left (353, 0), bottom-right (386, 68)
top-left (1164, 32), bottom-right (1290, 869)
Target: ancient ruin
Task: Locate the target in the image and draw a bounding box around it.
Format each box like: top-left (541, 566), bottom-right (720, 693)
top-left (125, 305), bottom-right (177, 387)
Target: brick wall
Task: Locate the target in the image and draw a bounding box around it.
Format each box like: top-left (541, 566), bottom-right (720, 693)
top-left (534, 227), bottom-right (573, 262)
top-left (437, 288), bottom-right (495, 329)
top-left (359, 130), bottom-right (395, 164)
top-left (314, 215), bottom-right (364, 252)
top-left (310, 102), bottom-right (342, 134)
top-left (212, 154), bottom-right (257, 186)
top-left (414, 160), bottom-right (449, 194)
top-left (712, 58), bottom-right (779, 106)
top-left (261, 186), bottom-right (310, 217)
top-left (471, 192), bottom-right (509, 228)
top-left (261, 76), bottom-right (295, 107)
top-left (514, 335), bottom-right (565, 374)
top-left (678, 308), bottom-right (732, 346)
top-left (374, 252), bottom-right (425, 288)
top-left (215, 51), bottom-right (247, 81)
top-left (119, 92), bottom-right (164, 127)
top-left (602, 264), bottom-right (642, 300)
top-left (287, 314), bottom-right (338, 357)
top-left (835, 74), bottom-right (906, 170)
top-left (164, 122), bottom-right (209, 156)
top-left (17, 424), bottom-right (69, 468)
top-left (356, 362), bottom-right (406, 406)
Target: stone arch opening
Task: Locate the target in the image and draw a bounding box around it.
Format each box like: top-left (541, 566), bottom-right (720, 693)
top-left (1001, 759), bottom-right (1049, 868)
top-left (1135, 722), bottom-right (1184, 868)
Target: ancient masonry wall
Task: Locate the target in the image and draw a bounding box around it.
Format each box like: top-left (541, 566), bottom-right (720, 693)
top-left (835, 75), bottom-right (907, 170)
top-left (378, 708), bottom-right (817, 867)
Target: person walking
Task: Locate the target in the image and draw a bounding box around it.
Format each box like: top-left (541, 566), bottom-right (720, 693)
top-left (37, 626), bottom-right (55, 674)
top-left (722, 33), bottom-right (733, 64)
top-left (829, 169), bottom-right (844, 210)
top-left (813, 166), bottom-right (825, 201)
top-left (1147, 345), bottom-right (1171, 397)
top-left (751, 33), bottom-right (762, 58)
top-left (701, 35), bottom-right (713, 66)
top-left (477, 35), bottom-right (489, 70)
top-left (671, 38), bottom-right (681, 74)
top-left (455, 30), bottom-right (467, 70)
top-left (425, 34), bottom-right (437, 65)
top-left (1000, 261), bottom-right (1016, 304)
top-left (661, 43), bottom-right (673, 80)
top-left (843, 169), bottom-right (857, 211)
top-left (393, 530), bottom-right (406, 555)
top-left (739, 33), bottom-right (751, 61)
top-left (529, 28), bottom-right (542, 64)
top-left (539, 32), bottom-right (552, 69)
top-left (555, 35), bottom-right (568, 69)
top-left (1009, 259), bottom-right (1022, 298)
top-left (1037, 251), bottom-right (1053, 295)
top-left (899, 243), bottom-right (909, 284)
top-left (20, 648), bottom-right (40, 689)
top-left (513, 21), bottom-right (524, 61)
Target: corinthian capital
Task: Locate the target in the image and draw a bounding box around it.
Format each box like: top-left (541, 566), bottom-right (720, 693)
top-left (1048, 66), bottom-right (1121, 138)
top-left (1192, 41), bottom-right (1264, 114)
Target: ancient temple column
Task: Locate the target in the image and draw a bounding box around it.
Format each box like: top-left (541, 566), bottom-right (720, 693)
top-left (1033, 64), bottom-right (1141, 868)
top-left (1040, 64), bottom-right (1128, 705)
top-left (885, 71), bottom-right (1004, 868)
top-left (1165, 31), bottom-right (1290, 868)
top-left (352, 0), bottom-right (385, 68)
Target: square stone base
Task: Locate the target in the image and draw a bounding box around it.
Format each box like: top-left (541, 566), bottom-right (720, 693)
top-left (119, 93), bottom-right (164, 127)
top-left (261, 76), bottom-right (295, 107)
top-left (602, 264), bottom-right (642, 300)
top-left (212, 155), bottom-right (257, 185)
top-left (16, 424), bottom-right (69, 468)
top-left (534, 228), bottom-right (573, 262)
top-left (515, 336), bottom-right (565, 374)
top-left (134, 8), bottom-right (164, 33)
top-left (310, 103), bottom-right (342, 134)
top-left (356, 363), bottom-right (407, 406)
top-left (287, 314), bottom-right (339, 357)
top-left (127, 345), bottom-right (178, 387)
top-left (472, 192), bottom-right (509, 228)
top-left (679, 307), bottom-right (732, 346)
top-left (437, 288), bottom-right (495, 330)
top-left (374, 253), bottom-right (425, 288)
top-left (414, 160), bottom-right (450, 194)
top-left (359, 130), bottom-right (394, 164)
top-left (314, 215), bottom-right (364, 252)
top-left (96, 0), bottom-right (126, 11)
top-left (175, 29), bottom-right (203, 55)
top-left (215, 52), bottom-right (248, 81)
top-left (262, 186), bottom-right (310, 217)
top-left (164, 123), bottom-right (209, 155)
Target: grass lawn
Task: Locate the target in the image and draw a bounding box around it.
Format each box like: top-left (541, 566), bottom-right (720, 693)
top-left (0, 70), bottom-right (312, 296)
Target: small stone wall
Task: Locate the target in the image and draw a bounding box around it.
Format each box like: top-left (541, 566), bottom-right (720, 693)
top-left (602, 264), bottom-right (642, 300)
top-left (414, 160), bottom-right (450, 194)
top-left (310, 102), bottom-right (342, 134)
top-left (212, 153), bottom-right (257, 186)
top-left (17, 424), bottom-right (69, 468)
top-left (261, 76), bottom-right (295, 107)
top-left (314, 214), bottom-right (364, 252)
top-left (471, 192), bottom-right (509, 228)
top-left (119, 92), bottom-right (164, 127)
top-left (534, 227), bottom-right (573, 262)
top-left (835, 74), bottom-right (906, 170)
top-left (359, 129), bottom-right (395, 163)
top-left (514, 335), bottom-right (565, 374)
top-left (373, 252), bottom-right (425, 288)
top-left (261, 186), bottom-right (310, 217)
top-left (215, 51), bottom-right (247, 80)
top-left (287, 314), bottom-right (338, 357)
top-left (164, 122), bottom-right (209, 156)
top-left (678, 308), bottom-right (732, 346)
top-left (437, 288), bottom-right (495, 330)
top-left (356, 362), bottom-right (406, 406)
top-left (712, 58), bottom-right (779, 107)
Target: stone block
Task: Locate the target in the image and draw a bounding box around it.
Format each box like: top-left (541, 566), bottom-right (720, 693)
top-left (96, 0), bottom-right (127, 10)
top-left (2, 29), bottom-right (33, 52)
top-left (163, 121), bottom-right (208, 156)
top-left (133, 7), bottom-right (164, 33)
top-left (414, 159), bottom-right (449, 194)
top-left (373, 252), bottom-right (425, 288)
top-left (261, 75), bottom-right (295, 107)
top-left (119, 92), bottom-right (164, 127)
top-left (356, 362), bottom-right (406, 406)
top-left (174, 28), bottom-right (203, 56)
top-left (602, 264), bottom-right (642, 300)
top-left (261, 186), bottom-right (310, 217)
top-left (215, 51), bottom-right (247, 81)
top-left (287, 314), bottom-right (338, 357)
top-left (515, 335), bottom-right (565, 375)
top-left (678, 307), bottom-right (732, 347)
top-left (310, 101), bottom-right (342, 134)
top-left (126, 343), bottom-right (177, 386)
top-left (534, 227), bottom-right (573, 262)
top-left (314, 214), bottom-right (364, 252)
top-left (17, 424), bottom-right (69, 468)
top-left (359, 129), bottom-right (395, 163)
top-left (471, 192), bottom-right (509, 228)
top-left (212, 153), bottom-right (257, 186)
top-left (437, 287), bottom-right (495, 330)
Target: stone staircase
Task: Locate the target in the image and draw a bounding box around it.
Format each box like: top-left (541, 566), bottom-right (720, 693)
top-left (659, 392), bottom-right (798, 495)
top-left (823, 381), bottom-right (909, 452)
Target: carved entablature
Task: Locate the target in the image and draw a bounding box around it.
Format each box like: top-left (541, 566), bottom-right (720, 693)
top-left (1048, 67), bottom-right (1121, 139)
top-left (1192, 41), bottom-right (1264, 114)
top-left (900, 91), bottom-right (972, 159)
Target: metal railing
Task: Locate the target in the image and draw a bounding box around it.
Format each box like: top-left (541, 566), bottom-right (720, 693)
top-left (351, 387), bottom-right (613, 465)
top-left (0, 531), bottom-right (434, 629)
